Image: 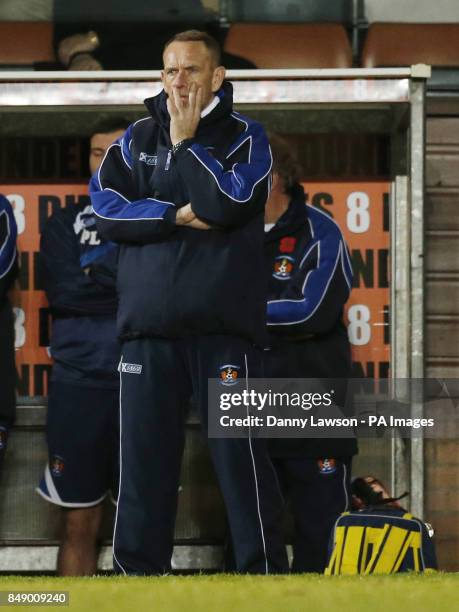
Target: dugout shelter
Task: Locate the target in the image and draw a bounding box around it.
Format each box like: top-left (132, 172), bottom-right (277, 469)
top-left (0, 64), bottom-right (433, 571)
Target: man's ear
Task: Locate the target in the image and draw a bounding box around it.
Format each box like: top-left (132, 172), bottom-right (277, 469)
top-left (211, 66), bottom-right (226, 92)
top-left (160, 70), bottom-right (166, 86)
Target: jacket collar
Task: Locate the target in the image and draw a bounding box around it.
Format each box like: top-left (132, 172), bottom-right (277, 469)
top-left (265, 183), bottom-right (308, 242)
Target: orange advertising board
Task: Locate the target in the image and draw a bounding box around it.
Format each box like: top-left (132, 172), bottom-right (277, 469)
top-left (305, 182), bottom-right (390, 379)
top-left (5, 182), bottom-right (389, 397)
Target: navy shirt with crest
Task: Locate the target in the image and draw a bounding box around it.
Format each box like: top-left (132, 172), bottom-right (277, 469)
top-left (264, 184), bottom-right (357, 458)
top-left (265, 184), bottom-right (353, 343)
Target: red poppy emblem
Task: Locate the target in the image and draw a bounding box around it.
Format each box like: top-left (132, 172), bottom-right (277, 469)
top-left (279, 236), bottom-right (297, 253)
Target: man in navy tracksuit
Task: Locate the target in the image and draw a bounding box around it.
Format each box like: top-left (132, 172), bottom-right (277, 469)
top-left (90, 30), bottom-right (288, 575)
top-left (37, 121), bottom-right (127, 575)
top-left (264, 135), bottom-right (358, 572)
top-left (0, 195), bottom-right (18, 471)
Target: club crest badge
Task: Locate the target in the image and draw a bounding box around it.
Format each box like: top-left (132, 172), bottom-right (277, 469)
top-left (317, 458), bottom-right (337, 475)
top-left (273, 255), bottom-right (295, 280)
top-left (219, 365), bottom-right (240, 386)
top-left (50, 455), bottom-right (65, 477)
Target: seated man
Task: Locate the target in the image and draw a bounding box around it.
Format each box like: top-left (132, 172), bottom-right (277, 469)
top-left (264, 134), bottom-right (358, 572)
top-left (53, 0), bottom-right (254, 70)
top-left (36, 120), bottom-right (128, 576)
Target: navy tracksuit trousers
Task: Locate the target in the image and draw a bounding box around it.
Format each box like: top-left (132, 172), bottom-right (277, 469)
top-left (114, 335), bottom-right (288, 575)
top-left (272, 456), bottom-right (351, 573)
top-left (266, 338), bottom-right (355, 573)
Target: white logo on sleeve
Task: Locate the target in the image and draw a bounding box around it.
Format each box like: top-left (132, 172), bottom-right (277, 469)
top-left (120, 362), bottom-right (143, 374)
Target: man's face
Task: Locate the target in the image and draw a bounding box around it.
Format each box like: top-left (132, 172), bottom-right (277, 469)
top-left (89, 129), bottom-right (125, 175)
top-left (161, 41), bottom-right (225, 110)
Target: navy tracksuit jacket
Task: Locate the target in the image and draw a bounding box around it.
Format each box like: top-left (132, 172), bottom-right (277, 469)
top-left (40, 203), bottom-right (120, 388)
top-left (90, 81), bottom-right (268, 346)
top-left (264, 185), bottom-right (357, 572)
top-left (90, 82), bottom-right (289, 575)
top-left (265, 184), bottom-right (358, 459)
top-left (0, 195), bottom-right (18, 446)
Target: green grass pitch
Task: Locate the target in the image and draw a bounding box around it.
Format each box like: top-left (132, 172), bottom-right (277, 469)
top-left (0, 573), bottom-right (457, 612)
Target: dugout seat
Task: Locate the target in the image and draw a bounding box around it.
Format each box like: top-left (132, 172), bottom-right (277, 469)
top-left (0, 22), bottom-right (55, 68)
top-left (225, 0), bottom-right (353, 24)
top-left (361, 23), bottom-right (459, 68)
top-left (223, 23), bottom-right (353, 68)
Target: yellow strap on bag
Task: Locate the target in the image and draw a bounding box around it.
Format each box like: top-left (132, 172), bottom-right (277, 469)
top-left (363, 523), bottom-right (390, 574)
top-left (393, 531), bottom-right (422, 573)
top-left (339, 526), bottom-right (366, 575)
top-left (326, 521), bottom-right (367, 575)
top-left (326, 521), bottom-right (386, 575)
top-left (366, 526), bottom-right (383, 545)
top-left (365, 525), bottom-right (413, 574)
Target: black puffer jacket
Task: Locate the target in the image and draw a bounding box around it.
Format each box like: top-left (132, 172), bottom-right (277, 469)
top-left (91, 82), bottom-right (272, 345)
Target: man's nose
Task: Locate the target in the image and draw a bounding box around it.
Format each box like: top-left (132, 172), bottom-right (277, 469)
top-left (173, 69), bottom-right (187, 88)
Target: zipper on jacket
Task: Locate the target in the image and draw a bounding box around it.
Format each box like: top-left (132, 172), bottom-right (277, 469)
top-left (165, 149), bottom-right (172, 171)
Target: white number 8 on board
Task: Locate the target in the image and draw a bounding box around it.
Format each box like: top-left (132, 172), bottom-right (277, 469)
top-left (346, 191), bottom-right (370, 233)
top-left (347, 304), bottom-right (371, 346)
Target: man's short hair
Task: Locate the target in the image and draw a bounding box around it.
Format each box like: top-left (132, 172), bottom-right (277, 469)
top-left (269, 133), bottom-right (302, 195)
top-left (163, 30), bottom-right (221, 66)
top-left (92, 118), bottom-right (131, 137)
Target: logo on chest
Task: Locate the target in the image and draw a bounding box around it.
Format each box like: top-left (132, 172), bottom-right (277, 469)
top-left (139, 152), bottom-right (158, 166)
top-left (79, 230), bottom-right (101, 245)
top-left (273, 255), bottom-right (295, 280)
top-left (74, 206), bottom-right (101, 245)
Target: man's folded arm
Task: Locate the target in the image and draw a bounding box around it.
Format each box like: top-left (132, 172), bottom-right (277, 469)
top-left (268, 226), bottom-right (353, 336)
top-left (90, 128), bottom-right (177, 243)
top-left (40, 212), bottom-right (117, 316)
top-left (174, 118), bottom-right (272, 228)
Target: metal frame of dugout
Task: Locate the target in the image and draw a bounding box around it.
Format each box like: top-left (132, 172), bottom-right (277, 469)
top-left (0, 66), bottom-right (430, 571)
